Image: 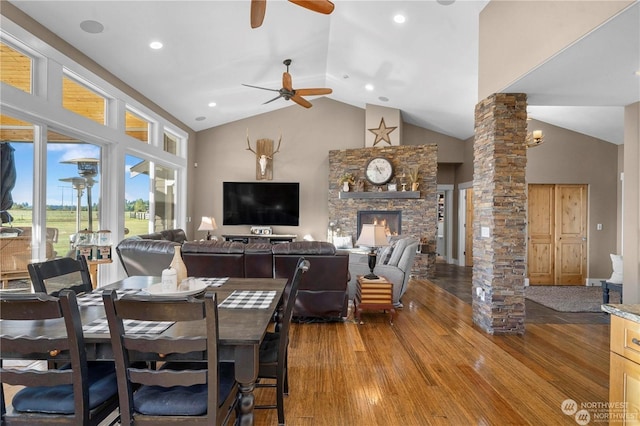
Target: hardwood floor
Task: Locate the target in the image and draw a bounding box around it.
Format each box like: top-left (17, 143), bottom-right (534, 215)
top-left (253, 263), bottom-right (611, 425)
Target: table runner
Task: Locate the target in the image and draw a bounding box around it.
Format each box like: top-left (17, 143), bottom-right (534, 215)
top-left (77, 288), bottom-right (142, 306)
top-left (83, 317), bottom-right (174, 335)
top-left (76, 278), bottom-right (229, 306)
top-left (195, 277), bottom-right (228, 287)
top-left (219, 290), bottom-right (277, 309)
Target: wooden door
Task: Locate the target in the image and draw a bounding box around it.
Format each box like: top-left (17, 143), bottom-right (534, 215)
top-left (555, 184), bottom-right (588, 285)
top-left (465, 188), bottom-right (473, 267)
top-left (527, 184), bottom-right (587, 285)
top-left (528, 184), bottom-right (555, 285)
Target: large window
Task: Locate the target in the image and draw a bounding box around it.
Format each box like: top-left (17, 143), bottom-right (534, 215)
top-left (1, 21), bottom-right (188, 285)
top-left (62, 73), bottom-right (106, 125)
top-left (0, 41), bottom-right (32, 94)
top-left (125, 155), bottom-right (176, 233)
top-left (47, 131), bottom-right (101, 257)
top-left (125, 109), bottom-right (150, 143)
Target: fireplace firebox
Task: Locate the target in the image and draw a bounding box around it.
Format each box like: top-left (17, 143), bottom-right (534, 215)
top-left (357, 210), bottom-right (402, 239)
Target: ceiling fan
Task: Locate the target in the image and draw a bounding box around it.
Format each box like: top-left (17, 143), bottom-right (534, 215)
top-left (251, 0), bottom-right (335, 28)
top-left (243, 59), bottom-right (332, 109)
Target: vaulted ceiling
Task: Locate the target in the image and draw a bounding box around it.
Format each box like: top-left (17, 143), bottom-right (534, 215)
top-left (6, 0), bottom-right (639, 145)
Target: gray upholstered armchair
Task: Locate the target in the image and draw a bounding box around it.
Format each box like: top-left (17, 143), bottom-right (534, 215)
top-left (347, 236), bottom-right (419, 308)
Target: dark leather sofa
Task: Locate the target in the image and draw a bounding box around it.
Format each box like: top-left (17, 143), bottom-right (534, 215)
top-left (115, 233), bottom-right (349, 321)
top-left (271, 241), bottom-right (349, 320)
top-left (115, 229), bottom-right (187, 277)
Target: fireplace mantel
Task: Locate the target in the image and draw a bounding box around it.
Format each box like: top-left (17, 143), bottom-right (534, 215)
top-left (339, 191), bottom-right (420, 200)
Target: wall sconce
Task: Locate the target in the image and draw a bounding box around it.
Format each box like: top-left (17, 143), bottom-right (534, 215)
top-left (526, 130), bottom-right (544, 148)
top-left (198, 216), bottom-right (217, 240)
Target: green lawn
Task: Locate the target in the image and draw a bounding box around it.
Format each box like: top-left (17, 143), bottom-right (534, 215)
top-left (6, 208), bottom-right (150, 256)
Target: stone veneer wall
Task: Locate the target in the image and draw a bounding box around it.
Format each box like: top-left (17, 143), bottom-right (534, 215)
top-left (472, 93), bottom-right (527, 334)
top-left (328, 145), bottom-right (438, 278)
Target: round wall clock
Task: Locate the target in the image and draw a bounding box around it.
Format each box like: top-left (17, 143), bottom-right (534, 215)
top-left (365, 157), bottom-right (394, 186)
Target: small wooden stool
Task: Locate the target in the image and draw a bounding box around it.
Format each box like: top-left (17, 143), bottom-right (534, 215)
top-left (355, 275), bottom-right (396, 324)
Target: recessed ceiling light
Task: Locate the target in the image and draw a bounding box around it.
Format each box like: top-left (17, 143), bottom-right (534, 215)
top-left (149, 41), bottom-right (163, 50)
top-left (195, 116), bottom-right (206, 121)
top-left (365, 84), bottom-right (374, 91)
top-left (635, 70), bottom-right (640, 76)
top-left (208, 102), bottom-right (217, 107)
top-left (80, 20), bottom-right (104, 34)
top-left (393, 14), bottom-right (406, 24)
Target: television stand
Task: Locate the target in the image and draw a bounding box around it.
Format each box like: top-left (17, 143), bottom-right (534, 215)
top-left (222, 234), bottom-right (297, 245)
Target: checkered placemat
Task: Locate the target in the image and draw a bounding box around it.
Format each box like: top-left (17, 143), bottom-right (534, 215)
top-left (218, 290), bottom-right (277, 309)
top-left (76, 289), bottom-right (143, 307)
top-left (83, 317), bottom-right (174, 335)
top-left (195, 277), bottom-right (229, 288)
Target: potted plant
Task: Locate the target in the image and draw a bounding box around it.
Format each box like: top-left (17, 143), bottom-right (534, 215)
top-left (407, 167), bottom-right (420, 191)
top-left (338, 173), bottom-right (355, 192)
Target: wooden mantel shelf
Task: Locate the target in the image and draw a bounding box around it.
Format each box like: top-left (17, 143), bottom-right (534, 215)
top-left (339, 191), bottom-right (421, 200)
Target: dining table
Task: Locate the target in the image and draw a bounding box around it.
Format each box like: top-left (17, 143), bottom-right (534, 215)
top-left (1, 275), bottom-right (288, 426)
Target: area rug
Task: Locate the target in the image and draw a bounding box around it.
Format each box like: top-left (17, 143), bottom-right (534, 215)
top-left (525, 285), bottom-right (621, 312)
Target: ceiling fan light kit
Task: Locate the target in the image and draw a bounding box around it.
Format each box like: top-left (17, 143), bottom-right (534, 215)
top-left (243, 59), bottom-right (332, 109)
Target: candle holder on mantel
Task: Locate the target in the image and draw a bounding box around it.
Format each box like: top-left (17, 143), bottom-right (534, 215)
top-left (399, 172), bottom-right (407, 192)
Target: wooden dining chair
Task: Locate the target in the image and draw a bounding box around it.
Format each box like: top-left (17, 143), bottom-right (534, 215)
top-left (255, 257), bottom-right (309, 425)
top-left (28, 255), bottom-right (93, 296)
top-left (0, 290), bottom-right (119, 425)
top-left (102, 290), bottom-right (238, 425)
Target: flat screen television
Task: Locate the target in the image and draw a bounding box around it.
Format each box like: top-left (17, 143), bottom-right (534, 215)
top-left (223, 182), bottom-right (300, 226)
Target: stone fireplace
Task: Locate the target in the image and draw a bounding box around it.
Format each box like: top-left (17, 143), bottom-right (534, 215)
top-left (328, 144), bottom-right (438, 278)
top-left (357, 210), bottom-right (402, 239)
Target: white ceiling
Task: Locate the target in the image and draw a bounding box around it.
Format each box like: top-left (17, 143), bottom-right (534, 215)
top-left (7, 0), bottom-right (640, 144)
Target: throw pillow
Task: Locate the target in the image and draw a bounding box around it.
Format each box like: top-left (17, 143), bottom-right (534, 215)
top-left (609, 253), bottom-right (623, 284)
top-left (333, 236), bottom-right (353, 249)
top-left (379, 243), bottom-right (394, 265)
top-left (387, 238), bottom-right (409, 266)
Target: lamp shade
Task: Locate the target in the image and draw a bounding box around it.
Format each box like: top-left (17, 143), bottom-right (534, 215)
top-left (197, 216), bottom-right (218, 231)
top-left (356, 224), bottom-right (388, 248)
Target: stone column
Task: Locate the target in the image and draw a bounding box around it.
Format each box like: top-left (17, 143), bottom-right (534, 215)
top-left (472, 93), bottom-right (528, 334)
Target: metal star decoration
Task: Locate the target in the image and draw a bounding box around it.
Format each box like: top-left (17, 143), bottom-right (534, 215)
top-left (368, 117), bottom-right (397, 146)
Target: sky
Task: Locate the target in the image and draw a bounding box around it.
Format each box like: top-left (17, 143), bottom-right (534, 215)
top-left (7, 142), bottom-right (149, 207)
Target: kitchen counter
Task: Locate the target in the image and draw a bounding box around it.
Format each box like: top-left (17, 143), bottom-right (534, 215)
top-left (601, 304), bottom-right (640, 323)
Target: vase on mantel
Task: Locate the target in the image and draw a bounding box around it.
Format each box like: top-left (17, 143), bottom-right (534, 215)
top-left (342, 181), bottom-right (350, 192)
top-left (170, 245), bottom-right (188, 284)
top-left (411, 182), bottom-right (419, 191)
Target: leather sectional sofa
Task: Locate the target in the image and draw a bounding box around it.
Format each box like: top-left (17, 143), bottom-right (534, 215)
top-left (115, 232), bottom-right (349, 321)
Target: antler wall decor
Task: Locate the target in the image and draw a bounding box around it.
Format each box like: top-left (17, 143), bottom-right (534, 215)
top-left (246, 129), bottom-right (281, 180)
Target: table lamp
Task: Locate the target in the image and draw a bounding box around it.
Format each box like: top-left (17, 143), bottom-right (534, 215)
top-left (197, 216), bottom-right (217, 240)
top-left (356, 224), bottom-right (388, 279)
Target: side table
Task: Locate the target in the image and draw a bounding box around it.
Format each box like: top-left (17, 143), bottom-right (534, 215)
top-left (87, 259), bottom-right (113, 289)
top-left (355, 275), bottom-right (396, 324)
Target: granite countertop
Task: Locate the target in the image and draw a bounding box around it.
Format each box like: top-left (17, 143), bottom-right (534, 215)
top-left (601, 304), bottom-right (640, 323)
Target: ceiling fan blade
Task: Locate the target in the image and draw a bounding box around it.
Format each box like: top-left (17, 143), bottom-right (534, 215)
top-left (242, 83), bottom-right (280, 93)
top-left (295, 88), bottom-right (332, 96)
top-left (250, 0), bottom-right (267, 28)
top-left (290, 94), bottom-right (313, 108)
top-left (282, 72), bottom-right (293, 91)
top-left (288, 0), bottom-right (335, 14)
top-left (263, 93), bottom-right (285, 105)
